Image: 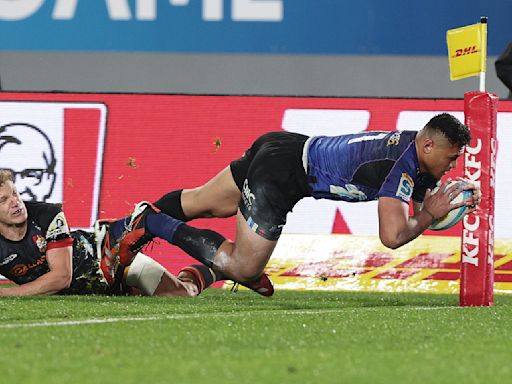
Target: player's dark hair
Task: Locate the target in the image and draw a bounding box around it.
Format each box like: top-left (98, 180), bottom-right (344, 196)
top-left (0, 169), bottom-right (14, 185)
top-left (425, 113), bottom-right (471, 147)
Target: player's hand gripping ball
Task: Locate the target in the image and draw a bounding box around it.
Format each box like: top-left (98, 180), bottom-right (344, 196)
top-left (428, 181), bottom-right (473, 231)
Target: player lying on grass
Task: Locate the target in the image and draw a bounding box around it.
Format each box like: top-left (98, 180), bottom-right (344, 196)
top-left (111, 114), bottom-right (482, 297)
top-left (0, 169), bottom-right (215, 297)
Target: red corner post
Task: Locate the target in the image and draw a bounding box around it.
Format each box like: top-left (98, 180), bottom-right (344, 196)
top-left (460, 92), bottom-right (498, 306)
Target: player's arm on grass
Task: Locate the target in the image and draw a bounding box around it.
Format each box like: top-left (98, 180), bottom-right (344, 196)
top-left (0, 245), bottom-right (73, 296)
top-left (378, 180), bottom-right (465, 249)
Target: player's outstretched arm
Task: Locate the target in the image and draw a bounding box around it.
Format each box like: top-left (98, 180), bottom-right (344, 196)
top-left (0, 246), bottom-right (72, 296)
top-left (378, 197), bottom-right (433, 249)
top-left (378, 179), bottom-right (476, 249)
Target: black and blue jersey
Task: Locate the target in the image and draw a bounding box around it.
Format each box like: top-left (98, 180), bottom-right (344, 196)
top-left (305, 130), bottom-right (437, 204)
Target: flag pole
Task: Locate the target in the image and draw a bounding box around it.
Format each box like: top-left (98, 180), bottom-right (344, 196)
top-left (479, 16), bottom-right (487, 92)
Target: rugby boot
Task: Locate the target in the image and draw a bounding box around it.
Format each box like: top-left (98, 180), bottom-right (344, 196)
top-left (178, 264), bottom-right (217, 294)
top-left (236, 273), bottom-right (275, 297)
top-left (94, 219), bottom-right (120, 286)
top-left (118, 201), bottom-right (161, 266)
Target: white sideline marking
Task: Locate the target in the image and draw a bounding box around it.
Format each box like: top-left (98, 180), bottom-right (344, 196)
top-left (0, 309), bottom-right (335, 329)
top-left (0, 307), bottom-right (457, 329)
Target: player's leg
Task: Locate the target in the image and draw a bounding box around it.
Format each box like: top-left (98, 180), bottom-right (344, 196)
top-left (206, 132), bottom-right (310, 287)
top-left (94, 203), bottom-right (163, 268)
top-left (118, 134), bottom-right (274, 271)
top-left (118, 132), bottom-right (309, 295)
top-left (95, 215), bottom-right (215, 292)
top-left (115, 206), bottom-right (276, 296)
top-left (175, 264), bottom-right (217, 295)
top-left (160, 133), bottom-right (297, 283)
top-left (95, 218), bottom-right (124, 285)
top-left (124, 253), bottom-right (215, 296)
top-left (142, 215), bottom-right (276, 296)
top-left (153, 132), bottom-right (275, 221)
top-left (211, 209), bottom-right (277, 285)
top-left (154, 167), bottom-right (241, 220)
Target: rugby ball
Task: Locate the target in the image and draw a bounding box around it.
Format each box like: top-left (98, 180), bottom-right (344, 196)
top-left (428, 181), bottom-right (473, 231)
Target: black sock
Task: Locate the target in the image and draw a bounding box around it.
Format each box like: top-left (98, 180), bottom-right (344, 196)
top-left (153, 189), bottom-right (191, 222)
top-left (172, 224), bottom-right (227, 280)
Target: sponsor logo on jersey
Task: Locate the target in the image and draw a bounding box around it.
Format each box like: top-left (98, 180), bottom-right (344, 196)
top-left (387, 131), bottom-right (402, 146)
top-left (347, 132), bottom-right (387, 145)
top-left (330, 184), bottom-right (367, 201)
top-left (0, 254), bottom-right (18, 266)
top-left (242, 179), bottom-right (256, 210)
top-left (32, 235), bottom-right (47, 253)
top-left (46, 211), bottom-right (71, 240)
top-left (396, 173), bottom-right (414, 201)
top-left (10, 255), bottom-right (47, 276)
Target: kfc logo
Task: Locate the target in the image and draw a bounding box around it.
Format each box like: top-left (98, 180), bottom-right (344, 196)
top-left (0, 101), bottom-right (107, 228)
top-left (0, 123), bottom-right (57, 201)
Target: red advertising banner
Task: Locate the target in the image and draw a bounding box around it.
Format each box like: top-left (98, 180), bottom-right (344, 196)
top-left (1, 92), bottom-right (511, 283)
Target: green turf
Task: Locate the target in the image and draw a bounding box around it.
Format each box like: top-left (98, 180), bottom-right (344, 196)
top-left (0, 290), bottom-right (510, 384)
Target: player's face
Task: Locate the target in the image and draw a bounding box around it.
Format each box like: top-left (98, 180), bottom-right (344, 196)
top-left (425, 138), bottom-right (464, 179)
top-left (0, 180), bottom-right (28, 226)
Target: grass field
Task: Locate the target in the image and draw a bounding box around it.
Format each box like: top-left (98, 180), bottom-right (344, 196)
top-left (0, 289), bottom-right (510, 384)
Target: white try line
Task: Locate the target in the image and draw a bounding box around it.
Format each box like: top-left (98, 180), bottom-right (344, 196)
top-left (0, 306), bottom-right (459, 329)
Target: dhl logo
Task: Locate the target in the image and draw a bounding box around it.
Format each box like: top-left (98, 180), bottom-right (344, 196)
top-left (451, 45), bottom-right (479, 58)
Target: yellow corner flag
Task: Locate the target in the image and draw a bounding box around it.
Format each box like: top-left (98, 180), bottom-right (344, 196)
top-left (446, 18), bottom-right (487, 81)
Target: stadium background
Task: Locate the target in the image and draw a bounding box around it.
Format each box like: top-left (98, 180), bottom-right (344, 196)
top-left (0, 0), bottom-right (510, 98)
top-left (0, 0), bottom-right (511, 294)
top-left (3, 4), bottom-right (512, 384)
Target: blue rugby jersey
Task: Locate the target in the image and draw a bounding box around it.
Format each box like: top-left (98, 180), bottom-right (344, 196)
top-left (305, 130), bottom-right (437, 204)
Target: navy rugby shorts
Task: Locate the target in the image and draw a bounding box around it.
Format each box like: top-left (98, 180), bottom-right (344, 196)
top-left (229, 132), bottom-right (311, 241)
